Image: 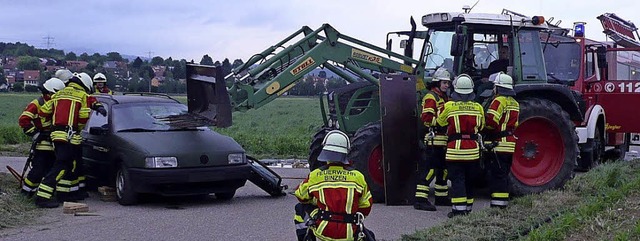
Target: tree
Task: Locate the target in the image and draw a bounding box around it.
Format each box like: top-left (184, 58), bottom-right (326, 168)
top-left (106, 52), bottom-right (124, 62)
top-left (65, 52), bottom-right (77, 61)
top-left (12, 82), bottom-right (24, 92)
top-left (232, 59), bottom-right (244, 69)
top-left (319, 71), bottom-right (327, 79)
top-left (151, 56), bottom-right (164, 66)
top-left (0, 71), bottom-right (6, 85)
top-left (79, 53), bottom-right (90, 62)
top-left (132, 57), bottom-right (143, 69)
top-left (17, 56), bottom-right (41, 70)
top-left (25, 84), bottom-right (39, 92)
top-left (200, 54), bottom-right (214, 66)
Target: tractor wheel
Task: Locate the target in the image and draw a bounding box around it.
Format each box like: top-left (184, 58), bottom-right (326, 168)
top-left (349, 122), bottom-right (385, 203)
top-left (510, 98), bottom-right (577, 195)
top-left (308, 127), bottom-right (332, 171)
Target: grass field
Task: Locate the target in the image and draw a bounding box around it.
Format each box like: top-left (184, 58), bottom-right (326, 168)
top-left (0, 93), bottom-right (323, 158)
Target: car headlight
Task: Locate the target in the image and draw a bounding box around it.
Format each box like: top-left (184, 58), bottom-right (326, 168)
top-left (145, 157), bottom-right (178, 168)
top-left (228, 153), bottom-right (246, 164)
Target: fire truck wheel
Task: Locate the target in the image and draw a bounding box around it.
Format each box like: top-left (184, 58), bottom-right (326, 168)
top-left (349, 122), bottom-right (385, 203)
top-left (510, 98), bottom-right (577, 196)
top-left (308, 127), bottom-right (332, 171)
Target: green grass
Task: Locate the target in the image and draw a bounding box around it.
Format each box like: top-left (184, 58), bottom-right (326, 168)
top-left (0, 173), bottom-right (42, 230)
top-left (401, 160), bottom-right (640, 241)
top-left (0, 93), bottom-right (38, 147)
top-left (214, 97), bottom-right (323, 159)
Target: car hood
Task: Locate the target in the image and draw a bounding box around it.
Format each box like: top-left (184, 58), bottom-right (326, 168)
top-left (116, 129), bottom-right (245, 167)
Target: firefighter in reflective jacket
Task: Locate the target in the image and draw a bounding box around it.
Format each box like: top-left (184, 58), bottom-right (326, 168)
top-left (93, 73), bottom-right (113, 94)
top-left (294, 130), bottom-right (374, 241)
top-left (35, 73), bottom-right (106, 208)
top-left (436, 74), bottom-right (485, 218)
top-left (18, 78), bottom-right (66, 197)
top-left (414, 67), bottom-right (451, 211)
top-left (484, 72), bottom-right (519, 208)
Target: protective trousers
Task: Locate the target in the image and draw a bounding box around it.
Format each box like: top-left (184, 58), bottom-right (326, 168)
top-left (447, 161), bottom-right (480, 215)
top-left (56, 143), bottom-right (83, 200)
top-left (488, 152), bottom-right (512, 208)
top-left (415, 146), bottom-right (448, 203)
top-left (294, 203), bottom-right (317, 241)
top-left (22, 149), bottom-right (55, 194)
top-left (36, 142), bottom-right (76, 201)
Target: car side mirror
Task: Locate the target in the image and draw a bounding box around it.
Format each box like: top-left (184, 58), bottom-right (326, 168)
top-left (89, 126), bottom-right (108, 135)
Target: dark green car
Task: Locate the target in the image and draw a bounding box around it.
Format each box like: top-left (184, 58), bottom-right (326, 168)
top-left (81, 94), bottom-right (251, 205)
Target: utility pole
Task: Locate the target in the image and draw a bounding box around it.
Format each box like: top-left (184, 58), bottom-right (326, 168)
top-left (43, 35), bottom-right (55, 48)
top-left (146, 51), bottom-right (154, 92)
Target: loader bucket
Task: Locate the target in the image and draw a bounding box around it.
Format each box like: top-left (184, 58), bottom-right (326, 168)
top-left (186, 64), bottom-right (233, 127)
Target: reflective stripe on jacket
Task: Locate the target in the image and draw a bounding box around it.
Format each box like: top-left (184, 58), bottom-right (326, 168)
top-left (18, 96), bottom-right (51, 131)
top-left (421, 89), bottom-right (448, 146)
top-left (485, 96), bottom-right (520, 153)
top-left (294, 164), bottom-right (373, 241)
top-left (437, 101), bottom-right (485, 161)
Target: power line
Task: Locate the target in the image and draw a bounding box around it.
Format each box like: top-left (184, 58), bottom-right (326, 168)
top-left (43, 35), bottom-right (55, 49)
top-left (146, 51), bottom-right (154, 59)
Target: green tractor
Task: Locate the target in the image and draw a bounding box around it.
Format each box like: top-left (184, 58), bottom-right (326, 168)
top-left (186, 9), bottom-right (582, 204)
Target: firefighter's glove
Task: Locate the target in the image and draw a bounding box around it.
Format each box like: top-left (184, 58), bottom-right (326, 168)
top-left (95, 106), bottom-right (107, 117)
top-left (23, 125), bottom-right (37, 137)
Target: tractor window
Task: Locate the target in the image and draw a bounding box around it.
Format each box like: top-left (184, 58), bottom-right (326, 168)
top-left (424, 31), bottom-right (455, 74)
top-left (518, 30), bottom-right (547, 81)
top-left (542, 41), bottom-right (581, 83)
top-left (472, 34), bottom-right (499, 70)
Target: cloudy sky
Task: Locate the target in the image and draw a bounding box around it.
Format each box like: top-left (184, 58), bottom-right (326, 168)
top-left (1, 0), bottom-right (637, 62)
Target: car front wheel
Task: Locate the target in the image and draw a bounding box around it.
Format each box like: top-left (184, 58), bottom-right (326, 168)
top-left (116, 163), bottom-right (138, 205)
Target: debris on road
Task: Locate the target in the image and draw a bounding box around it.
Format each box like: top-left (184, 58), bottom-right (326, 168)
top-left (63, 202), bottom-right (89, 214)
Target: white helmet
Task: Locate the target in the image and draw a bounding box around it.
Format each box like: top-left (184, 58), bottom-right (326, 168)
top-left (492, 72), bottom-right (514, 90)
top-left (71, 72), bottom-right (94, 92)
top-left (317, 130), bottom-right (351, 164)
top-left (93, 73), bottom-right (107, 83)
top-left (453, 74), bottom-right (474, 94)
top-left (42, 78), bottom-right (66, 93)
top-left (431, 67), bottom-right (452, 82)
top-left (55, 69), bottom-right (73, 83)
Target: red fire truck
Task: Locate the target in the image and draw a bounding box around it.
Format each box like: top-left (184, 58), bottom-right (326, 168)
top-left (540, 12), bottom-right (640, 169)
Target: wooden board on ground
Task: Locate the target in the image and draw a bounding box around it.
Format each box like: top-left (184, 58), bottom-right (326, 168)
top-left (63, 201), bottom-right (89, 214)
top-left (98, 186), bottom-right (117, 202)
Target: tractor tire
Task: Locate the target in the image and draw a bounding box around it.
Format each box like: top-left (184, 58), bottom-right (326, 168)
top-left (349, 122), bottom-right (385, 203)
top-left (510, 98), bottom-right (577, 196)
top-left (308, 127), bottom-right (332, 171)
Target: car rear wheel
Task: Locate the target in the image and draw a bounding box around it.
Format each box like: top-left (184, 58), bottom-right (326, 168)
top-left (215, 190), bottom-right (236, 200)
top-left (116, 164), bottom-right (138, 205)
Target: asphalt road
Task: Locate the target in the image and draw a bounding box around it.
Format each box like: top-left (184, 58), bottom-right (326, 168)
top-left (0, 156), bottom-right (489, 241)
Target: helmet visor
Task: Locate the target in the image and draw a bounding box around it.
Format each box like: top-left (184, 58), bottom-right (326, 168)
top-left (317, 149), bottom-right (348, 164)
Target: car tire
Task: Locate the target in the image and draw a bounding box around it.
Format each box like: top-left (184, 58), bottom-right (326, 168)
top-left (116, 163), bottom-right (138, 205)
top-left (215, 190), bottom-right (236, 201)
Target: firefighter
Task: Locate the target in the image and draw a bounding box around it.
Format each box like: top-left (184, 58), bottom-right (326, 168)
top-left (436, 74), bottom-right (485, 218)
top-left (35, 72), bottom-right (106, 208)
top-left (414, 67), bottom-right (451, 211)
top-left (93, 73), bottom-right (113, 94)
top-left (18, 78), bottom-right (66, 197)
top-left (294, 130), bottom-right (374, 241)
top-left (484, 72), bottom-right (519, 209)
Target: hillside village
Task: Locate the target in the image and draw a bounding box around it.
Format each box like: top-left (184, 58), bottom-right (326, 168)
top-left (0, 42), bottom-right (349, 95)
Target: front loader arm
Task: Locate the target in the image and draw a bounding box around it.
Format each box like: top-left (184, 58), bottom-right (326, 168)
top-left (186, 24), bottom-right (424, 127)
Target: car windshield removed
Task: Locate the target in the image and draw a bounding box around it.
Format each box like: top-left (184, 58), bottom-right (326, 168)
top-left (113, 103), bottom-right (194, 132)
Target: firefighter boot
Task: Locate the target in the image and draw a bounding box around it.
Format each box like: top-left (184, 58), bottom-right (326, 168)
top-left (413, 200), bottom-right (437, 211)
top-left (35, 197), bottom-right (60, 208)
top-left (447, 210), bottom-right (466, 218)
top-left (20, 190), bottom-right (35, 198)
top-left (435, 196), bottom-right (451, 206)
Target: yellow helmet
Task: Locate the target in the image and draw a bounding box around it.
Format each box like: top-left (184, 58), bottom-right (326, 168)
top-left (93, 73), bottom-right (107, 83)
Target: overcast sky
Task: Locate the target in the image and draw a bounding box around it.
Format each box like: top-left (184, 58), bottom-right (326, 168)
top-left (1, 0), bottom-right (637, 62)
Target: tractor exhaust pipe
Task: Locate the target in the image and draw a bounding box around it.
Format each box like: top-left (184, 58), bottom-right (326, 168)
top-left (186, 64), bottom-right (233, 127)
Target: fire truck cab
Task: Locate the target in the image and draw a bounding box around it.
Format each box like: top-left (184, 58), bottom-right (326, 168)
top-left (541, 13), bottom-right (640, 169)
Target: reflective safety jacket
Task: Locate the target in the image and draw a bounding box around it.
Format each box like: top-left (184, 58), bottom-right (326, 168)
top-left (421, 89), bottom-right (448, 146)
top-left (437, 101), bottom-right (485, 161)
top-left (94, 86), bottom-right (113, 95)
top-left (40, 83), bottom-right (102, 145)
top-left (18, 96), bottom-right (54, 151)
top-left (294, 164), bottom-right (373, 241)
top-left (485, 96), bottom-right (520, 153)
